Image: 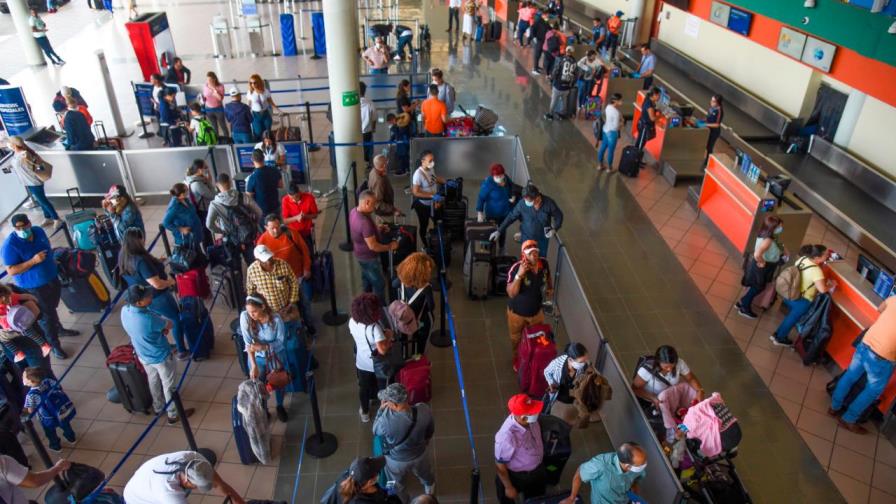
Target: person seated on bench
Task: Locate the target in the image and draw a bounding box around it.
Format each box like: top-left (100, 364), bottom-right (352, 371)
top-left (632, 345), bottom-right (705, 443)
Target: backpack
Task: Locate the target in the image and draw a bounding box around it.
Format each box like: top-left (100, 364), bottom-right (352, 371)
top-left (53, 247), bottom-right (97, 280)
top-left (43, 463), bottom-right (105, 504)
top-left (223, 200), bottom-right (259, 246)
top-left (774, 258), bottom-right (816, 301)
top-left (546, 31), bottom-right (561, 55)
top-left (388, 286), bottom-right (426, 335)
top-left (608, 15), bottom-right (622, 35)
top-left (40, 382), bottom-right (76, 423)
top-left (194, 118), bottom-right (218, 146)
top-left (558, 58), bottom-right (577, 86)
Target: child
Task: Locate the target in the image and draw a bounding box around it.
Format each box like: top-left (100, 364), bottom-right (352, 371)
top-left (23, 367), bottom-right (76, 452)
top-left (387, 112), bottom-right (412, 175)
top-left (0, 285), bottom-right (52, 362)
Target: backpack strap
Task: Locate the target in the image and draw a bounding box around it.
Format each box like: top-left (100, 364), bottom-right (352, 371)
top-left (639, 359), bottom-right (672, 387)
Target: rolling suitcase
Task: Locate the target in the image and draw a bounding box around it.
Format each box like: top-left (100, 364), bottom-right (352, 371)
top-left (540, 414), bottom-right (572, 486)
top-left (441, 196), bottom-right (467, 241)
top-left (275, 113), bottom-right (302, 142)
top-left (493, 256), bottom-right (516, 296)
top-left (89, 215), bottom-right (120, 284)
top-left (311, 250), bottom-right (335, 301)
top-left (490, 20), bottom-right (503, 41)
top-left (397, 355), bottom-right (432, 404)
top-left (379, 222), bottom-right (418, 268)
top-left (475, 23), bottom-right (485, 42)
top-left (426, 227), bottom-right (452, 268)
top-left (617, 145), bottom-right (641, 177)
top-left (211, 265), bottom-right (241, 310)
top-left (517, 324), bottom-right (557, 398)
top-left (283, 331), bottom-right (310, 393)
top-left (232, 395), bottom-right (259, 465)
top-left (563, 88), bottom-right (578, 119)
top-left (60, 272), bottom-right (110, 313)
top-left (176, 268), bottom-right (211, 299)
top-left (105, 345), bottom-right (153, 414)
top-left (66, 211), bottom-right (97, 251)
top-left (179, 296), bottom-right (214, 361)
top-left (463, 221), bottom-right (497, 299)
top-left (231, 318), bottom-right (250, 378)
top-left (371, 436), bottom-right (389, 487)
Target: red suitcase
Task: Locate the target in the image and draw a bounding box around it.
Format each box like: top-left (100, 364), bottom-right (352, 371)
top-left (517, 324), bottom-right (556, 398)
top-left (176, 268), bottom-right (211, 299)
top-left (398, 355), bottom-right (432, 404)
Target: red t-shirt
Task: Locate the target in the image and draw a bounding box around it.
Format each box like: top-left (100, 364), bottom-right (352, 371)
top-left (281, 193), bottom-right (319, 236)
top-left (0, 293), bottom-right (22, 331)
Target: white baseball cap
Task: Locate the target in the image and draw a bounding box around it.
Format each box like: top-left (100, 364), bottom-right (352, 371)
top-left (253, 245), bottom-right (274, 262)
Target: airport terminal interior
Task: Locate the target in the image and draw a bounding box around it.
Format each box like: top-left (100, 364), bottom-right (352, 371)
top-left (0, 0), bottom-right (895, 503)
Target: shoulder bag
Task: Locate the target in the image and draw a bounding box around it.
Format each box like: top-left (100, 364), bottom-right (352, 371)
top-left (23, 152), bottom-right (53, 182)
top-left (367, 324), bottom-right (404, 381)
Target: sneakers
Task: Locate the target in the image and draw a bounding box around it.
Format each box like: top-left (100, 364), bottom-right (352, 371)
top-left (59, 327), bottom-right (81, 337)
top-left (167, 407), bottom-right (195, 425)
top-left (768, 335), bottom-right (792, 348)
top-left (359, 407), bottom-right (370, 423)
top-left (736, 306), bottom-right (758, 319)
top-left (838, 418), bottom-right (869, 435)
top-left (827, 407), bottom-right (841, 418)
top-left (531, 69), bottom-right (542, 75)
top-left (276, 405), bottom-right (288, 422)
top-left (40, 344), bottom-right (52, 357)
top-left (393, 55), bottom-right (402, 61)
top-left (176, 351), bottom-right (191, 361)
top-left (52, 348), bottom-right (68, 359)
top-left (23, 199), bottom-right (37, 209)
top-left (62, 430), bottom-right (76, 443)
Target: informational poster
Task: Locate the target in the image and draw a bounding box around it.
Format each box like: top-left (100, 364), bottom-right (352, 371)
top-left (684, 15), bottom-right (700, 38)
top-left (0, 86), bottom-right (34, 137)
top-left (235, 143), bottom-right (306, 184)
top-left (133, 82), bottom-right (157, 116)
top-left (874, 271), bottom-right (895, 300)
top-left (777, 27), bottom-right (807, 61)
top-left (709, 1), bottom-right (730, 27)
top-left (801, 36), bottom-right (837, 73)
top-left (235, 144), bottom-right (255, 173)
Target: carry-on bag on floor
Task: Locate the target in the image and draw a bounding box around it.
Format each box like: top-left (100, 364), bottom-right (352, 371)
top-left (493, 256), bottom-right (516, 295)
top-left (397, 354), bottom-right (432, 404)
top-left (275, 113), bottom-right (302, 142)
top-left (283, 331), bottom-right (310, 393)
top-left (106, 345), bottom-right (152, 414)
top-left (311, 250), bottom-right (335, 301)
top-left (60, 272), bottom-right (110, 313)
top-left (231, 318), bottom-right (250, 378)
top-left (176, 267), bottom-right (211, 299)
top-left (563, 88), bottom-right (578, 119)
top-left (65, 210), bottom-right (98, 251)
top-left (540, 414), bottom-right (572, 486)
top-left (211, 265), bottom-right (242, 310)
top-left (93, 121), bottom-right (123, 150)
top-left (618, 146), bottom-right (641, 177)
top-left (524, 492), bottom-right (582, 504)
top-left (426, 228), bottom-right (452, 268)
top-left (179, 296), bottom-right (214, 361)
top-left (517, 324), bottom-right (557, 398)
top-left (232, 395), bottom-right (259, 465)
top-left (463, 220), bottom-right (497, 299)
top-left (44, 462), bottom-right (106, 504)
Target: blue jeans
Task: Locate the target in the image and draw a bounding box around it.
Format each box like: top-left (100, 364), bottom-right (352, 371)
top-left (42, 419), bottom-right (75, 450)
top-left (358, 258), bottom-right (386, 303)
top-left (251, 110), bottom-right (273, 139)
top-left (832, 343), bottom-right (896, 423)
top-left (396, 35), bottom-right (413, 58)
top-left (577, 78), bottom-right (594, 107)
top-left (27, 185), bottom-right (59, 220)
top-left (516, 20), bottom-right (529, 45)
top-left (774, 297), bottom-right (812, 343)
top-left (150, 291), bottom-right (186, 353)
top-left (34, 36), bottom-right (63, 64)
top-left (369, 67), bottom-right (388, 75)
top-left (739, 285), bottom-right (761, 311)
top-left (232, 131), bottom-right (253, 144)
top-left (597, 130), bottom-right (619, 167)
top-left (250, 353), bottom-right (285, 406)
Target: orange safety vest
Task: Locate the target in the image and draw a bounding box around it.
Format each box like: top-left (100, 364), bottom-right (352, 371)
top-left (607, 15), bottom-right (622, 35)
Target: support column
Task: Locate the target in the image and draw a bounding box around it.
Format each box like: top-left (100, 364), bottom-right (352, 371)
top-left (95, 50), bottom-right (128, 137)
top-left (7, 0), bottom-right (46, 67)
top-left (322, 0), bottom-right (364, 190)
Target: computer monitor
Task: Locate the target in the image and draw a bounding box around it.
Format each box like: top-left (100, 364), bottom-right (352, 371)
top-left (857, 255), bottom-right (881, 285)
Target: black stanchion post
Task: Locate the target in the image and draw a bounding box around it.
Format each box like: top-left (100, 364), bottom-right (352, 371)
top-left (469, 468), bottom-right (480, 504)
top-left (158, 224), bottom-right (172, 257)
top-left (21, 418), bottom-right (66, 487)
top-left (171, 390), bottom-right (218, 465)
top-left (93, 322), bottom-right (111, 358)
top-left (305, 101), bottom-right (320, 151)
top-left (303, 373), bottom-right (338, 457)
top-left (322, 250), bottom-right (349, 326)
top-left (430, 224), bottom-right (451, 347)
top-left (351, 161), bottom-right (359, 207)
top-left (338, 185), bottom-right (354, 252)
top-left (61, 223), bottom-right (74, 248)
top-left (207, 146), bottom-right (219, 180)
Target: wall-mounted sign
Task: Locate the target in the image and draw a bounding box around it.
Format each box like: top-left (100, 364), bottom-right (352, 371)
top-left (801, 36), bottom-right (837, 73)
top-left (777, 26), bottom-right (808, 61)
top-left (726, 7), bottom-right (752, 36)
top-left (709, 1), bottom-right (730, 27)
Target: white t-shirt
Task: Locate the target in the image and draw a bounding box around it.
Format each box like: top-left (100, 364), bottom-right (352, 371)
top-left (349, 319), bottom-right (386, 373)
top-left (28, 16), bottom-right (47, 38)
top-left (603, 104), bottom-right (621, 133)
top-left (123, 451), bottom-right (206, 504)
top-left (0, 455), bottom-right (28, 504)
top-left (412, 167), bottom-right (438, 206)
top-left (449, 0), bottom-right (462, 7)
top-left (254, 142), bottom-right (286, 164)
top-left (247, 89), bottom-right (271, 113)
top-left (636, 358), bottom-right (690, 395)
top-left (360, 97), bottom-right (377, 134)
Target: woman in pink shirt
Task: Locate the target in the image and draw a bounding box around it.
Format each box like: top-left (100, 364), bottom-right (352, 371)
top-left (202, 71), bottom-right (229, 137)
top-left (516, 1), bottom-right (536, 46)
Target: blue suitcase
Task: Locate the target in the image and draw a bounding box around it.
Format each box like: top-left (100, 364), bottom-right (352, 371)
top-left (283, 331), bottom-right (309, 393)
top-left (232, 395), bottom-right (259, 465)
top-left (179, 296), bottom-right (214, 361)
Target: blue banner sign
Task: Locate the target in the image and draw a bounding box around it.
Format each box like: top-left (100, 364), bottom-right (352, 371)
top-left (0, 86), bottom-right (34, 136)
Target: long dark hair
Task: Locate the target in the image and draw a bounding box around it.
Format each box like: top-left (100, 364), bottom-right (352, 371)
top-left (396, 79), bottom-right (410, 99)
top-left (655, 345), bottom-right (679, 370)
top-left (756, 214), bottom-right (782, 239)
top-left (245, 293), bottom-right (275, 337)
top-left (118, 227), bottom-right (163, 277)
top-left (712, 94), bottom-right (724, 114)
top-left (564, 342), bottom-right (588, 359)
top-left (799, 244), bottom-right (827, 259)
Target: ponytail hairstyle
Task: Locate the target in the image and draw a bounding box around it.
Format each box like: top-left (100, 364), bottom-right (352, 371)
top-left (169, 182), bottom-right (189, 198)
top-left (799, 244), bottom-right (827, 259)
top-left (338, 475), bottom-right (363, 502)
top-left (655, 345), bottom-right (679, 374)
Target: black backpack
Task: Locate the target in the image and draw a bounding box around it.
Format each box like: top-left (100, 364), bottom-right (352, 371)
top-left (224, 200), bottom-right (258, 246)
top-left (43, 463), bottom-right (105, 504)
top-left (546, 33), bottom-right (561, 55)
top-left (558, 58), bottom-right (578, 86)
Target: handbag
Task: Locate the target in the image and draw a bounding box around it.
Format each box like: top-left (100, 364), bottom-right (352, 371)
top-left (264, 353), bottom-right (290, 392)
top-left (23, 152), bottom-right (53, 182)
top-left (169, 235), bottom-right (198, 274)
top-left (367, 325), bottom-right (404, 381)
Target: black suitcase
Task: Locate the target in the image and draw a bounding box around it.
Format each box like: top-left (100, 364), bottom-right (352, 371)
top-left (179, 296), bottom-right (214, 361)
top-left (106, 346), bottom-right (153, 414)
top-left (60, 273), bottom-right (110, 313)
top-left (427, 227), bottom-right (452, 268)
top-left (540, 414), bottom-right (572, 486)
top-left (617, 145), bottom-right (641, 177)
top-left (441, 177), bottom-right (464, 203)
top-left (211, 265), bottom-right (241, 311)
top-left (490, 20), bottom-right (503, 41)
top-left (492, 255), bottom-right (517, 295)
top-left (231, 318), bottom-right (250, 378)
top-left (441, 197), bottom-right (468, 241)
top-left (232, 395), bottom-right (259, 465)
top-left (464, 220), bottom-right (497, 299)
top-left (379, 222), bottom-right (418, 267)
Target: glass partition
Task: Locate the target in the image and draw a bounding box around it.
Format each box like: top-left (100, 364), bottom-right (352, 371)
top-left (40, 150), bottom-right (130, 197)
top-left (0, 154), bottom-right (29, 222)
top-left (409, 136), bottom-right (521, 181)
top-left (123, 146), bottom-right (234, 196)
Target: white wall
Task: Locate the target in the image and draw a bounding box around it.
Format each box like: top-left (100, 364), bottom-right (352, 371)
top-left (656, 4), bottom-right (813, 117)
top-left (578, 0), bottom-right (638, 15)
top-left (846, 96), bottom-right (896, 179)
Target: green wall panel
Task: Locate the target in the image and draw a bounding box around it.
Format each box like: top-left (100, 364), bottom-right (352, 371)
top-left (725, 0), bottom-right (896, 67)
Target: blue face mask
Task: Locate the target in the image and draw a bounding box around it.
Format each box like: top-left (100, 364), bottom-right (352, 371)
top-left (524, 199), bottom-right (535, 207)
top-left (774, 226), bottom-right (784, 235)
top-left (15, 228), bottom-right (32, 239)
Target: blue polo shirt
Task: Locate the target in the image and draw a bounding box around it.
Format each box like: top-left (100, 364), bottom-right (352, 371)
top-left (246, 165), bottom-right (282, 217)
top-left (1, 226), bottom-right (58, 289)
top-left (121, 304), bottom-right (170, 365)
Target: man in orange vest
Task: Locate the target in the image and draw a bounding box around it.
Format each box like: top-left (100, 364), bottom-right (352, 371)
top-left (606, 10), bottom-right (623, 60)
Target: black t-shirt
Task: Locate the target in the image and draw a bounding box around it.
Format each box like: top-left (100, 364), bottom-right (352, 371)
top-left (639, 99), bottom-right (657, 129)
top-left (396, 94), bottom-right (411, 114)
top-left (507, 259), bottom-right (550, 317)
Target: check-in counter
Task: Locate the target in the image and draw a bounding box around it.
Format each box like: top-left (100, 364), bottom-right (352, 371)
top-left (695, 154), bottom-right (811, 257)
top-left (824, 262), bottom-right (896, 419)
top-left (631, 91), bottom-right (710, 186)
top-left (597, 75), bottom-right (644, 119)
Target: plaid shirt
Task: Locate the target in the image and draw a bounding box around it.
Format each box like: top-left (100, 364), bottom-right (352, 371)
top-left (245, 258), bottom-right (299, 312)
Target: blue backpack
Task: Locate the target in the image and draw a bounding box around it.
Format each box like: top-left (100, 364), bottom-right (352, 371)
top-left (39, 381), bottom-right (76, 424)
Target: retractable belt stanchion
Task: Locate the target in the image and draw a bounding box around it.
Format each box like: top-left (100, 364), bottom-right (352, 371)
top-left (303, 371), bottom-right (338, 457)
top-left (93, 322), bottom-right (112, 358)
top-left (430, 219), bottom-right (450, 348)
top-left (470, 467), bottom-right (480, 504)
top-left (158, 223), bottom-right (172, 257)
top-left (172, 389), bottom-right (218, 465)
top-left (338, 161), bottom-right (356, 252)
top-left (305, 101), bottom-right (320, 151)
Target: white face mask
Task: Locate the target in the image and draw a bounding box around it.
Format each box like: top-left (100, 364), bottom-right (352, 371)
top-left (493, 176), bottom-right (505, 184)
top-left (524, 199), bottom-right (534, 207)
top-left (571, 360), bottom-right (586, 370)
top-left (376, 43), bottom-right (384, 49)
top-left (424, 160), bottom-right (434, 170)
top-left (524, 414), bottom-right (539, 424)
top-left (774, 226), bottom-right (784, 235)
top-left (629, 463), bottom-right (647, 473)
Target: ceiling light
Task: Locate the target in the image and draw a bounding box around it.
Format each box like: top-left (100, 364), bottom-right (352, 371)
top-left (803, 0), bottom-right (816, 7)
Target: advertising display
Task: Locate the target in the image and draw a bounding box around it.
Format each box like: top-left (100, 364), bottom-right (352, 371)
top-left (0, 86), bottom-right (34, 136)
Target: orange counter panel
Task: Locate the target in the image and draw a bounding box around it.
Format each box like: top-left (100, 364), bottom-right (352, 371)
top-left (696, 156), bottom-right (761, 253)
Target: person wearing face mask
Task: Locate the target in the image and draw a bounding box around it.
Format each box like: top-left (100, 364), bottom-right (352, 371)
top-left (123, 450), bottom-right (245, 504)
top-left (771, 244), bottom-right (836, 347)
top-left (736, 215), bottom-right (786, 319)
top-left (363, 36), bottom-right (391, 74)
top-left (162, 182), bottom-right (205, 263)
top-left (351, 191), bottom-right (400, 302)
top-left (543, 342), bottom-right (589, 412)
top-left (2, 214), bottom-right (80, 360)
top-left (505, 240), bottom-right (553, 369)
top-left (492, 184), bottom-right (563, 256)
top-left (102, 184), bottom-right (145, 241)
top-left (632, 345), bottom-right (704, 443)
top-left (562, 442), bottom-right (646, 504)
top-left (494, 393), bottom-right (546, 504)
top-left (476, 164), bottom-right (517, 249)
top-left (6, 136), bottom-right (61, 230)
top-left (411, 151), bottom-right (446, 243)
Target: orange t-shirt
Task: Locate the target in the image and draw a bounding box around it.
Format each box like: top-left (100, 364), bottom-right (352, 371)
top-left (421, 97), bottom-right (447, 135)
top-left (256, 228), bottom-right (311, 277)
top-left (864, 298), bottom-right (896, 362)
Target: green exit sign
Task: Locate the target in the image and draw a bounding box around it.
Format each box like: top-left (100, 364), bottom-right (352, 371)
top-left (342, 90), bottom-right (359, 107)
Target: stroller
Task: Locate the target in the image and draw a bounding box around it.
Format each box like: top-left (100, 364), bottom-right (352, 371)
top-left (677, 394), bottom-right (752, 504)
top-left (458, 105), bottom-right (499, 136)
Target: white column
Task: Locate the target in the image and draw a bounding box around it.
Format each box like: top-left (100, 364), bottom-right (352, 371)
top-left (7, 0), bottom-right (45, 66)
top-left (322, 0), bottom-right (364, 190)
top-left (95, 50), bottom-right (128, 137)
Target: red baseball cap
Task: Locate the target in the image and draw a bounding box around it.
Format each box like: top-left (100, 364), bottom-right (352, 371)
top-left (490, 163), bottom-right (505, 176)
top-left (507, 394), bottom-right (543, 416)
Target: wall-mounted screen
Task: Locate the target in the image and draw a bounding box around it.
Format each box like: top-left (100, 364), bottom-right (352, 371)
top-left (709, 1), bottom-right (730, 27)
top-left (778, 26), bottom-right (807, 60)
top-left (726, 7), bottom-right (752, 36)
top-left (801, 36), bottom-right (837, 73)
